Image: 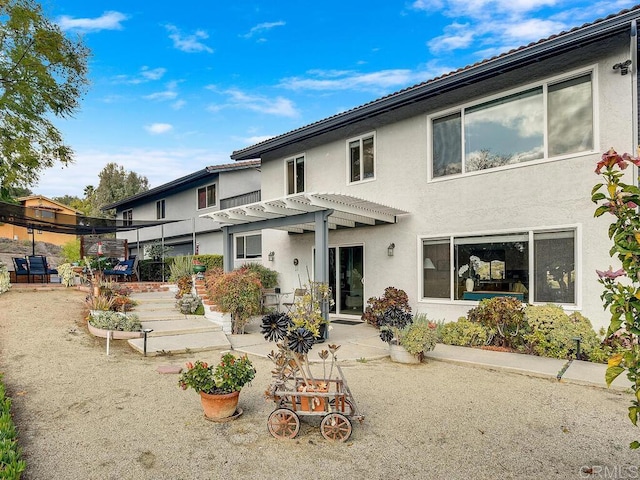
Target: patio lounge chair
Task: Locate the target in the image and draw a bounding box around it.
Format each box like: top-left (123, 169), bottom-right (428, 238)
top-left (103, 257), bottom-right (138, 282)
top-left (12, 257), bottom-right (30, 283)
top-left (27, 255), bottom-right (58, 283)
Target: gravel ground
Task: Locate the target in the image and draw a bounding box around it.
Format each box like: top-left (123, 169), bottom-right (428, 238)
top-left (0, 288), bottom-right (639, 480)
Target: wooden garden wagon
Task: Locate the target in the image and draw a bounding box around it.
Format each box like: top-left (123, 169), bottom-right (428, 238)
top-left (267, 365), bottom-right (364, 442)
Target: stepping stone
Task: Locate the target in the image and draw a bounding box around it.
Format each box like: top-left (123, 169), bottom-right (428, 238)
top-left (157, 365), bottom-right (183, 374)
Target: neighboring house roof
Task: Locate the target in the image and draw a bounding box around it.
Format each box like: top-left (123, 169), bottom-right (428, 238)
top-left (231, 5), bottom-right (640, 161)
top-left (102, 160), bottom-right (260, 210)
top-left (18, 195), bottom-right (83, 215)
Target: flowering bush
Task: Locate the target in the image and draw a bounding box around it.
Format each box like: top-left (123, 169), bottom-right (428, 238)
top-left (178, 353), bottom-right (256, 394)
top-left (592, 148), bottom-right (640, 448)
top-left (206, 267), bottom-right (262, 334)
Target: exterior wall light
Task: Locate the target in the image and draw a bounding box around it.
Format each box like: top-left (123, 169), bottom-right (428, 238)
top-left (387, 243), bottom-right (395, 256)
top-left (268, 251), bottom-right (275, 262)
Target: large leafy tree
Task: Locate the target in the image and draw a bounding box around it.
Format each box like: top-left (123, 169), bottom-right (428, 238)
top-left (91, 163), bottom-right (149, 218)
top-left (0, 0), bottom-right (90, 201)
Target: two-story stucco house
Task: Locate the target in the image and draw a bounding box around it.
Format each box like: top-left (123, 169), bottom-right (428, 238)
top-left (105, 161), bottom-right (261, 260)
top-left (203, 6), bottom-right (640, 331)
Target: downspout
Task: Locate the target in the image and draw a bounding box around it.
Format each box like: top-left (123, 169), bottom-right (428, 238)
top-left (631, 19), bottom-right (638, 161)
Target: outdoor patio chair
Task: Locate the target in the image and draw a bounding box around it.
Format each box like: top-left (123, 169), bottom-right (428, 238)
top-left (12, 257), bottom-right (29, 283)
top-left (103, 257), bottom-right (138, 282)
top-left (282, 288), bottom-right (307, 314)
top-left (261, 288), bottom-right (280, 312)
top-left (27, 255), bottom-right (57, 283)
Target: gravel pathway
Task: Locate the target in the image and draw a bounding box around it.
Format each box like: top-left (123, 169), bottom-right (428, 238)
top-left (0, 288), bottom-right (638, 480)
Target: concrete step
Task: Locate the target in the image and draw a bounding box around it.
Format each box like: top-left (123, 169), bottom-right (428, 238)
top-left (133, 300), bottom-right (177, 312)
top-left (140, 317), bottom-right (222, 336)
top-left (134, 309), bottom-right (187, 321)
top-left (128, 330), bottom-right (231, 356)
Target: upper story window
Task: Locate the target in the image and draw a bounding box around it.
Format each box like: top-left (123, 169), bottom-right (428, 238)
top-left (235, 233), bottom-right (261, 260)
top-left (287, 155), bottom-right (305, 194)
top-left (348, 132), bottom-right (375, 183)
top-left (197, 184), bottom-right (216, 209)
top-left (156, 199), bottom-right (165, 219)
top-left (122, 209), bottom-right (132, 227)
top-left (34, 208), bottom-right (55, 219)
top-left (431, 71), bottom-right (593, 179)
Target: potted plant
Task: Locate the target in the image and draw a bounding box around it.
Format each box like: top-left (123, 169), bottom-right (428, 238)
top-left (377, 306), bottom-right (437, 363)
top-left (178, 353), bottom-right (256, 421)
top-left (398, 314), bottom-right (438, 361)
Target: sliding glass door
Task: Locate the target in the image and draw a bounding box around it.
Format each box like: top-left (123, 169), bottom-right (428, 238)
top-left (328, 245), bottom-right (364, 315)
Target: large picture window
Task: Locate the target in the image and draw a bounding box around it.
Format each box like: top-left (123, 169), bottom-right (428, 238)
top-left (422, 229), bottom-right (576, 305)
top-left (348, 133), bottom-right (375, 183)
top-left (287, 155), bottom-right (305, 194)
top-left (431, 72), bottom-right (593, 178)
top-left (197, 184), bottom-right (216, 210)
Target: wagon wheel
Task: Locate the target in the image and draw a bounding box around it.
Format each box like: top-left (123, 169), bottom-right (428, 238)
top-left (329, 398), bottom-right (354, 416)
top-left (267, 408), bottom-right (300, 439)
top-left (320, 413), bottom-right (352, 442)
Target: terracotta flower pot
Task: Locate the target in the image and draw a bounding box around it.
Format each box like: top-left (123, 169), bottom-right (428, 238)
top-left (298, 382), bottom-right (328, 412)
top-left (199, 390), bottom-right (240, 419)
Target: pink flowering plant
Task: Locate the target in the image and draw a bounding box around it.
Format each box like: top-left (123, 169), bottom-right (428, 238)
top-left (178, 353), bottom-right (255, 395)
top-left (592, 148), bottom-right (640, 448)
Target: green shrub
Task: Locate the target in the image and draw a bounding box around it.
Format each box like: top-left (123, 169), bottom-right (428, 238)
top-left (362, 286), bottom-right (411, 327)
top-left (88, 311), bottom-right (142, 331)
top-left (440, 317), bottom-right (489, 346)
top-left (169, 255), bottom-right (194, 282)
top-left (523, 304), bottom-right (601, 360)
top-left (194, 254), bottom-right (223, 271)
top-left (244, 262), bottom-right (279, 289)
top-left (0, 377), bottom-right (26, 479)
top-left (61, 238), bottom-right (81, 264)
top-left (467, 297), bottom-right (527, 349)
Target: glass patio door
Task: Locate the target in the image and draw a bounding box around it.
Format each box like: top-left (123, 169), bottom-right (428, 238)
top-left (328, 245), bottom-right (364, 315)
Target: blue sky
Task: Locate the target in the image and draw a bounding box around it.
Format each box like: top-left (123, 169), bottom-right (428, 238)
top-left (35, 0), bottom-right (637, 198)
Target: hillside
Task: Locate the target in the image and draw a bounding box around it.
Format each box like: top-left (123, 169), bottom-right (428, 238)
top-left (0, 238), bottom-right (63, 270)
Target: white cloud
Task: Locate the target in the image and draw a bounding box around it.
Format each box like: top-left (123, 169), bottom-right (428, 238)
top-left (165, 24), bottom-right (213, 53)
top-left (172, 100), bottom-right (186, 110)
top-left (115, 67), bottom-right (166, 85)
top-left (279, 68), bottom-right (437, 93)
top-left (427, 22), bottom-right (475, 53)
top-left (144, 123), bottom-right (173, 134)
top-left (57, 11), bottom-right (128, 33)
top-left (241, 21), bottom-right (286, 39)
top-left (207, 88), bottom-right (299, 117)
top-left (140, 67), bottom-right (167, 81)
top-left (237, 135), bottom-right (276, 145)
top-left (143, 81), bottom-right (179, 101)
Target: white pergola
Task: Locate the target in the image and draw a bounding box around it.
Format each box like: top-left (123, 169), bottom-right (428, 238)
top-left (200, 191), bottom-right (409, 281)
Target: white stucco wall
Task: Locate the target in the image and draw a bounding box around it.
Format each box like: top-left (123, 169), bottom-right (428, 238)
top-left (259, 41), bottom-right (634, 331)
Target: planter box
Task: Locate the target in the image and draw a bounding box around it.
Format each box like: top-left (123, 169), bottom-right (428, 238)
top-left (87, 322), bottom-right (143, 339)
top-left (389, 343), bottom-right (422, 364)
